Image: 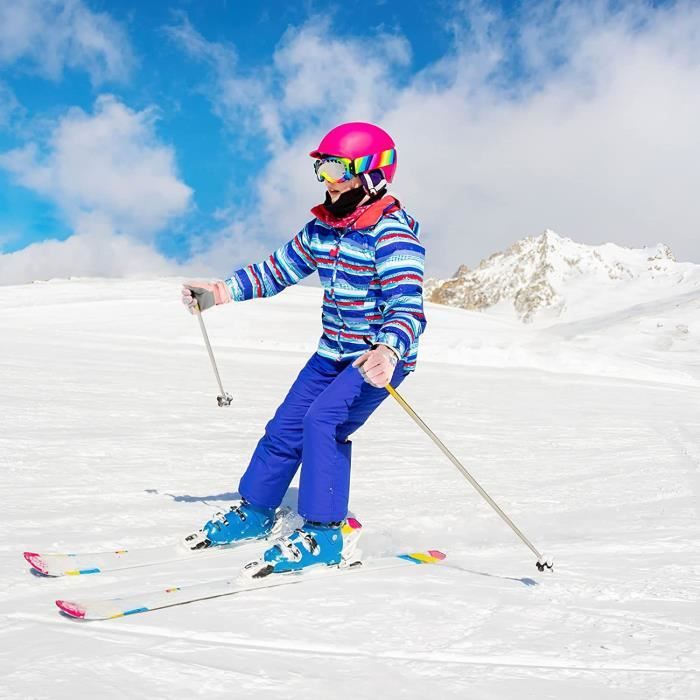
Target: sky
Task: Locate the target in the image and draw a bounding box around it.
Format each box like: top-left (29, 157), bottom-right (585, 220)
top-left (0, 0), bottom-right (698, 286)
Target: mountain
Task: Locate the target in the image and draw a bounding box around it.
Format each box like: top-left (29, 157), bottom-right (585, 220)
top-left (425, 229), bottom-right (700, 323)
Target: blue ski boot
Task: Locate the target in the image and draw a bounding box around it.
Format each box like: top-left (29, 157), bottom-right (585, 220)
top-left (184, 500), bottom-right (276, 550)
top-left (248, 518), bottom-right (363, 577)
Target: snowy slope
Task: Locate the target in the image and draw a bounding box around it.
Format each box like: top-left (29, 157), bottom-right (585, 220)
top-left (426, 230), bottom-right (700, 324)
top-left (1, 278), bottom-right (699, 699)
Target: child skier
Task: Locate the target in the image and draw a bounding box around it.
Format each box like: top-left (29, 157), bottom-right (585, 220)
top-left (182, 122), bottom-right (426, 576)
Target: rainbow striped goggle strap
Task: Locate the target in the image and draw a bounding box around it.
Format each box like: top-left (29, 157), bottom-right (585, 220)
top-left (314, 148), bottom-right (396, 184)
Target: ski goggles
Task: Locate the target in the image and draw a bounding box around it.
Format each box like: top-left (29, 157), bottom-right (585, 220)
top-left (314, 148), bottom-right (396, 184)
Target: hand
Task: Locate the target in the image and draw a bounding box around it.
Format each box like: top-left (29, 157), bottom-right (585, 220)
top-left (352, 345), bottom-right (399, 388)
top-left (182, 280), bottom-right (232, 314)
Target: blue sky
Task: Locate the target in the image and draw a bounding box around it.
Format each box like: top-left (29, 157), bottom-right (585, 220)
top-left (1, 0), bottom-right (476, 256)
top-left (0, 0), bottom-right (697, 284)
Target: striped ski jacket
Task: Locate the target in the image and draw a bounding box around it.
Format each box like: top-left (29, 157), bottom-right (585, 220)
top-left (225, 195), bottom-right (427, 372)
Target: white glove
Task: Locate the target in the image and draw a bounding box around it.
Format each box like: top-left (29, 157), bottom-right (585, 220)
top-left (182, 280), bottom-right (232, 314)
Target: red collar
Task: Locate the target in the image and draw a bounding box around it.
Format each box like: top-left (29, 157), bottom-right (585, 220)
top-left (311, 195), bottom-right (401, 231)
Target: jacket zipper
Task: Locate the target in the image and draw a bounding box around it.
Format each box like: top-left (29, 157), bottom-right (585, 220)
top-left (330, 230), bottom-right (344, 360)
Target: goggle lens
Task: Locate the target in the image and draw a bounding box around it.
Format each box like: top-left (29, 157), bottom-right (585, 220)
top-left (314, 157), bottom-right (353, 184)
top-left (313, 149), bottom-right (396, 183)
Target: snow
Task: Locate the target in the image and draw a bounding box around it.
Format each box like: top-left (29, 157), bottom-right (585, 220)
top-left (1, 277), bottom-right (699, 699)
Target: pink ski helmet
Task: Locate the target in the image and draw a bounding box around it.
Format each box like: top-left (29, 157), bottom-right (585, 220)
top-left (309, 122), bottom-right (397, 183)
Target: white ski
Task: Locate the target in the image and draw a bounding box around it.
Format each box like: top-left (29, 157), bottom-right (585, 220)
top-left (24, 508), bottom-right (299, 577)
top-left (55, 549), bottom-right (447, 620)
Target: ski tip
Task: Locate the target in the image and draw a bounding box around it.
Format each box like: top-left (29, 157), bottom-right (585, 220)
top-left (428, 550), bottom-right (447, 561)
top-left (56, 600), bottom-right (87, 619)
top-left (24, 552), bottom-right (50, 575)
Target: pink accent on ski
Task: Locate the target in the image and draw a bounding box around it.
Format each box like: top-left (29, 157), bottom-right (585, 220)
top-left (24, 552), bottom-right (49, 575)
top-left (428, 550), bottom-right (446, 561)
top-left (55, 600), bottom-right (86, 619)
top-left (346, 517), bottom-right (362, 530)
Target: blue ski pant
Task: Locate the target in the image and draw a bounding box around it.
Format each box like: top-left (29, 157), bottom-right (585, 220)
top-left (238, 352), bottom-right (408, 523)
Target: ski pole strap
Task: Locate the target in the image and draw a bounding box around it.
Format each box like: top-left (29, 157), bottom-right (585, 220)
top-left (384, 383), bottom-right (550, 569)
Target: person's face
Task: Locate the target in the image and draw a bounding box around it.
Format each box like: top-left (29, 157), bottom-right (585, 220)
top-left (325, 175), bottom-right (361, 202)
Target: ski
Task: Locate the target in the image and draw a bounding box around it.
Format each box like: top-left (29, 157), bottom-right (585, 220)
top-left (55, 549), bottom-right (447, 620)
top-left (24, 507), bottom-right (300, 577)
top-left (24, 541), bottom-right (254, 577)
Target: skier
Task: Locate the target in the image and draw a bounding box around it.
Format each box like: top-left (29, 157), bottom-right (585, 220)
top-left (182, 122), bottom-right (426, 575)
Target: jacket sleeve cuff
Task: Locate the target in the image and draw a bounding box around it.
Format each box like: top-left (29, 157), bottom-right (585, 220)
top-left (224, 274), bottom-right (245, 302)
top-left (374, 332), bottom-right (407, 360)
top-left (374, 342), bottom-right (402, 362)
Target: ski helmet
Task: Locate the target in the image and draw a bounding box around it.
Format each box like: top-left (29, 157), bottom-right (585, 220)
top-left (309, 122), bottom-right (397, 183)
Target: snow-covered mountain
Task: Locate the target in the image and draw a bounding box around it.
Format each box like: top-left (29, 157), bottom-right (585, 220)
top-left (426, 230), bottom-right (700, 323)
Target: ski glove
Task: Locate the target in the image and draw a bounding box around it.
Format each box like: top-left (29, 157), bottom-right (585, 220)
top-left (352, 344), bottom-right (399, 388)
top-left (182, 280), bottom-right (232, 314)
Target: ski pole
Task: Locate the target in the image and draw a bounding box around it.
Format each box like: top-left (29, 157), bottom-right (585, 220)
top-left (194, 304), bottom-right (233, 407)
top-left (385, 383), bottom-right (553, 572)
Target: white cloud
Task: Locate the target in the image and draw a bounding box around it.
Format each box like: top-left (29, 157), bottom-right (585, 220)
top-left (0, 81), bottom-right (22, 126)
top-left (164, 14), bottom-right (275, 147)
top-left (0, 95), bottom-right (193, 239)
top-left (187, 218), bottom-right (276, 276)
top-left (390, 0), bottom-right (700, 273)
top-left (0, 0), bottom-right (134, 84)
top-left (167, 16), bottom-right (415, 270)
top-left (165, 14), bottom-right (411, 151)
top-left (174, 1), bottom-right (700, 277)
top-left (0, 95), bottom-right (194, 285)
top-left (273, 20), bottom-right (411, 118)
top-left (0, 231), bottom-right (184, 286)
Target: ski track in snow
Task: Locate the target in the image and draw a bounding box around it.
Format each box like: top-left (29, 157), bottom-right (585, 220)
top-left (1, 278), bottom-right (699, 699)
